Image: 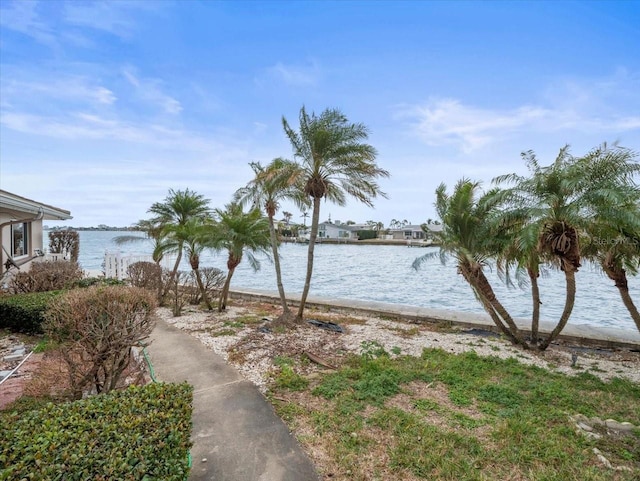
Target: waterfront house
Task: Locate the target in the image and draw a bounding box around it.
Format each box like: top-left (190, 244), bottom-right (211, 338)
top-left (0, 190), bottom-right (72, 281)
top-left (388, 224), bottom-right (442, 240)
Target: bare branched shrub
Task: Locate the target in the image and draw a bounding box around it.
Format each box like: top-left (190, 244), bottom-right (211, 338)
top-left (10, 260), bottom-right (83, 293)
top-left (165, 270), bottom-right (188, 316)
top-left (186, 267), bottom-right (225, 305)
top-left (43, 286), bottom-right (157, 400)
top-left (48, 229), bottom-right (80, 262)
top-left (127, 261), bottom-right (162, 293)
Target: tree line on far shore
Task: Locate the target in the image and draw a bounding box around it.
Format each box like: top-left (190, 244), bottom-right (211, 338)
top-left (118, 105), bottom-right (640, 349)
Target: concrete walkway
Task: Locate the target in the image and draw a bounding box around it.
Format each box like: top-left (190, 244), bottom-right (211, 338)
top-left (147, 320), bottom-right (319, 481)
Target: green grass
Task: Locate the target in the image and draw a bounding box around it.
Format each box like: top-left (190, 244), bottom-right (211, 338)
top-left (270, 347), bottom-right (640, 480)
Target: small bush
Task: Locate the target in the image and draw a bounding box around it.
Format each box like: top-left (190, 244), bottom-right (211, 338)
top-left (127, 261), bottom-right (162, 293)
top-left (44, 286), bottom-right (157, 399)
top-left (0, 290), bottom-right (64, 333)
top-left (9, 260), bottom-right (83, 294)
top-left (0, 382), bottom-right (193, 481)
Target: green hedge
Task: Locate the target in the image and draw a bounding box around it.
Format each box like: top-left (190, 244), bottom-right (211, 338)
top-left (0, 290), bottom-right (64, 333)
top-left (0, 382), bottom-right (193, 481)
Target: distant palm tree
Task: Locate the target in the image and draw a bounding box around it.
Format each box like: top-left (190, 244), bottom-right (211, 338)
top-left (282, 106), bottom-right (389, 320)
top-left (235, 158), bottom-right (305, 317)
top-left (413, 179), bottom-right (529, 348)
top-left (283, 211), bottom-right (293, 225)
top-left (208, 203), bottom-right (272, 312)
top-left (149, 189), bottom-right (211, 297)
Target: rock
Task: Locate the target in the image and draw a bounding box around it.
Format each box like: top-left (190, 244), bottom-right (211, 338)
top-left (593, 448), bottom-right (612, 469)
top-left (12, 348), bottom-right (26, 356)
top-left (576, 422), bottom-right (593, 432)
top-left (0, 370), bottom-right (12, 380)
top-left (605, 419), bottom-right (635, 432)
top-left (3, 353), bottom-right (24, 362)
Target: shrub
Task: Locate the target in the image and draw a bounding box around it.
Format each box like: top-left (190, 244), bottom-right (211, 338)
top-left (0, 290), bottom-right (64, 333)
top-left (71, 277), bottom-right (126, 288)
top-left (48, 229), bottom-right (80, 262)
top-left (186, 267), bottom-right (225, 305)
top-left (0, 382), bottom-right (193, 480)
top-left (127, 261), bottom-right (162, 291)
top-left (165, 270), bottom-right (188, 316)
top-left (43, 286), bottom-right (157, 399)
top-left (9, 260), bottom-right (83, 294)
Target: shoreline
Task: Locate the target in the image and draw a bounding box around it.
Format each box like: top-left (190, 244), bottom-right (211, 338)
top-left (229, 288), bottom-right (640, 350)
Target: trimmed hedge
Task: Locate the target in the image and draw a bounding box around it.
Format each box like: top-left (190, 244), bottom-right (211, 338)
top-left (0, 290), bottom-right (64, 333)
top-left (0, 382), bottom-right (193, 480)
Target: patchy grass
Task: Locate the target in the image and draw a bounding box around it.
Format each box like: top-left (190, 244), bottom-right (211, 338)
top-left (270, 346), bottom-right (640, 480)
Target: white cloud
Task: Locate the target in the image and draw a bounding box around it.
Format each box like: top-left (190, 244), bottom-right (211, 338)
top-left (0, 0), bottom-right (57, 47)
top-left (122, 67), bottom-right (183, 114)
top-left (400, 72), bottom-right (640, 153)
top-left (1, 76), bottom-right (116, 106)
top-left (264, 60), bottom-right (320, 87)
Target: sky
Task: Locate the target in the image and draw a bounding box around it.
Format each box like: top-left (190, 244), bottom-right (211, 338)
top-left (1, 0), bottom-right (639, 228)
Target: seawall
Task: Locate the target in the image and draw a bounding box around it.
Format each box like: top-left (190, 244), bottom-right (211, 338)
top-left (229, 288), bottom-right (640, 351)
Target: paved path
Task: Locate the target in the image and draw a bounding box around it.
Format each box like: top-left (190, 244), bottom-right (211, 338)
top-left (147, 319), bottom-right (319, 481)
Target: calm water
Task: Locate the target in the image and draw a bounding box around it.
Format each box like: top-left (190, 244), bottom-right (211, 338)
top-left (70, 230), bottom-right (638, 331)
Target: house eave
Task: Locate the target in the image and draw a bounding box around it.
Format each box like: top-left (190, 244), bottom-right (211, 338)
top-left (0, 190), bottom-right (72, 221)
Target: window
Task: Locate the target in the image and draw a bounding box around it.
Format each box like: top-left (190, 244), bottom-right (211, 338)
top-left (11, 223), bottom-right (29, 257)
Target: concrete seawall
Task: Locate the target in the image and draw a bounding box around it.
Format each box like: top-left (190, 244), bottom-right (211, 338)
top-left (230, 288), bottom-right (640, 350)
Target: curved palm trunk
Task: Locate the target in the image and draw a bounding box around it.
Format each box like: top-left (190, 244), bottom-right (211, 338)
top-left (192, 262), bottom-right (212, 311)
top-left (219, 255), bottom-right (240, 312)
top-left (539, 269), bottom-right (576, 350)
top-left (162, 243), bottom-right (183, 299)
top-left (268, 214), bottom-right (290, 315)
top-left (468, 264), bottom-right (528, 347)
top-left (603, 262), bottom-right (640, 333)
top-left (528, 266), bottom-right (541, 345)
top-left (297, 196), bottom-right (321, 320)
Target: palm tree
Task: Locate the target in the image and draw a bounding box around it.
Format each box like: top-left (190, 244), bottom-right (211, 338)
top-left (148, 189), bottom-right (211, 297)
top-left (282, 106), bottom-right (389, 320)
top-left (413, 180), bottom-right (529, 348)
top-left (577, 144), bottom-right (640, 331)
top-left (164, 217), bottom-right (214, 310)
top-left (283, 211), bottom-right (293, 225)
top-left (234, 158), bottom-right (304, 318)
top-left (208, 202), bottom-right (271, 312)
top-left (113, 218), bottom-right (167, 264)
top-left (495, 146), bottom-right (597, 350)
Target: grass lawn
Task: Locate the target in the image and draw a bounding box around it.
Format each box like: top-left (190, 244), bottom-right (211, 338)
top-left (269, 343), bottom-right (640, 481)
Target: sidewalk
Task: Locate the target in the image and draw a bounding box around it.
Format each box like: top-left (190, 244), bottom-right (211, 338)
top-left (147, 319), bottom-right (319, 481)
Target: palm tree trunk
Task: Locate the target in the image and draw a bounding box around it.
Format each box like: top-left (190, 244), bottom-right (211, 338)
top-left (218, 265), bottom-right (236, 312)
top-left (468, 264), bottom-right (528, 347)
top-left (193, 267), bottom-right (213, 311)
top-left (268, 214), bottom-right (290, 314)
top-left (539, 268), bottom-right (576, 350)
top-left (162, 244), bottom-right (183, 299)
top-left (297, 197), bottom-right (321, 320)
top-left (461, 265), bottom-right (528, 348)
top-left (528, 267), bottom-right (541, 345)
top-left (603, 263), bottom-right (640, 333)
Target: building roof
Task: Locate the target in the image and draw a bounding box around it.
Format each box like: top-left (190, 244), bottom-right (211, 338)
top-left (0, 190), bottom-right (72, 221)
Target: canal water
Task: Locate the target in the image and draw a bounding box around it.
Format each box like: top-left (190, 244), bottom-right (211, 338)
top-left (71, 230), bottom-right (638, 332)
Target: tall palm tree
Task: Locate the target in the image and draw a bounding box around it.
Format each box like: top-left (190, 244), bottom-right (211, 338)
top-left (282, 106), bottom-right (389, 320)
top-left (208, 203), bottom-right (271, 312)
top-left (164, 217), bottom-right (214, 310)
top-left (148, 189), bottom-right (211, 297)
top-left (413, 180), bottom-right (529, 348)
top-left (234, 158), bottom-right (305, 318)
top-left (577, 144), bottom-right (640, 331)
top-left (495, 147), bottom-right (594, 350)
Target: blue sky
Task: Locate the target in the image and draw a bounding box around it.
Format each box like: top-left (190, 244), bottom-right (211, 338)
top-left (1, 0), bottom-right (639, 227)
